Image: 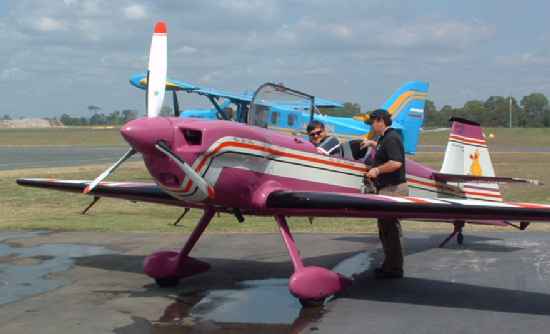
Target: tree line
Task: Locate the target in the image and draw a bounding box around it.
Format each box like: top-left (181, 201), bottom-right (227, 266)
top-left (4, 93), bottom-right (550, 128)
top-left (58, 109), bottom-right (140, 126)
top-left (322, 93), bottom-right (550, 128)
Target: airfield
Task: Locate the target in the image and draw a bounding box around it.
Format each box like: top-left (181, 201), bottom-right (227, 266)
top-left (2, 127), bottom-right (550, 333)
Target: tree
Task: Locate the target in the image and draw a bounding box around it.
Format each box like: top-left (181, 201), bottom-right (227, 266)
top-left (121, 109), bottom-right (138, 123)
top-left (520, 93), bottom-right (549, 127)
top-left (423, 100), bottom-right (441, 127)
top-left (1, 114), bottom-right (11, 120)
top-left (319, 102), bottom-right (361, 117)
top-left (88, 105), bottom-right (102, 114)
top-left (89, 113), bottom-right (107, 125)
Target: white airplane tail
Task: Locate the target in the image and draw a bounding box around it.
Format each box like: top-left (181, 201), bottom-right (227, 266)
top-left (438, 118), bottom-right (503, 202)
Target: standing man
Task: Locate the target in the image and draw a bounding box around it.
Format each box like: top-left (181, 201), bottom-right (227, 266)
top-left (307, 120), bottom-right (342, 157)
top-left (362, 109), bottom-right (407, 279)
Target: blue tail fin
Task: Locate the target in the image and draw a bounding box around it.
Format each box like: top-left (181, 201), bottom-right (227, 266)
top-left (381, 81), bottom-right (429, 154)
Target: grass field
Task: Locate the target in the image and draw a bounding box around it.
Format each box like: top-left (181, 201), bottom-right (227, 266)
top-left (3, 152), bottom-right (550, 234)
top-left (0, 127), bottom-right (126, 147)
top-left (3, 126), bottom-right (550, 148)
top-left (2, 126), bottom-right (550, 234)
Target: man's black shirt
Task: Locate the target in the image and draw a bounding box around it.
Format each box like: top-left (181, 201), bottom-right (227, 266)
top-left (372, 128), bottom-right (406, 189)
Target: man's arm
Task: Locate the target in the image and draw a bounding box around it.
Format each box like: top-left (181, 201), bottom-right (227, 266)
top-left (366, 136), bottom-right (404, 178)
top-left (367, 160), bottom-right (402, 178)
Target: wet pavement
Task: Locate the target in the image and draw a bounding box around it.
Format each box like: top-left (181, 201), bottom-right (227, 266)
top-left (1, 231), bottom-right (550, 333)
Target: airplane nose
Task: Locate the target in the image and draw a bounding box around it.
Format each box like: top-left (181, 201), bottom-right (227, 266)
top-left (121, 117), bottom-right (173, 154)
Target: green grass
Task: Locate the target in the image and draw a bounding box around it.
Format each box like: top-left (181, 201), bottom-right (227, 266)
top-left (3, 126), bottom-right (550, 148)
top-left (2, 127), bottom-right (550, 233)
top-left (0, 162), bottom-right (382, 233)
top-left (0, 127), bottom-right (125, 147)
top-left (3, 151), bottom-right (550, 233)
top-left (419, 127), bottom-right (550, 147)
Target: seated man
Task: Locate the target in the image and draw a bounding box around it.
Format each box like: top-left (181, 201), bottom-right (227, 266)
top-left (307, 120), bottom-right (342, 157)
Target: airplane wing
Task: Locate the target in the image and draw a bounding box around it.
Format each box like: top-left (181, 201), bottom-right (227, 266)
top-left (266, 191), bottom-right (550, 222)
top-left (129, 73), bottom-right (343, 107)
top-left (130, 73), bottom-right (253, 103)
top-left (16, 178), bottom-right (188, 207)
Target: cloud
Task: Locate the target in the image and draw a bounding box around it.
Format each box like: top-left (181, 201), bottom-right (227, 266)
top-left (174, 46), bottom-right (198, 55)
top-left (0, 67), bottom-right (28, 81)
top-left (123, 4), bottom-right (147, 20)
top-left (380, 20), bottom-right (496, 50)
top-left (496, 52), bottom-right (550, 66)
top-left (34, 17), bottom-right (66, 32)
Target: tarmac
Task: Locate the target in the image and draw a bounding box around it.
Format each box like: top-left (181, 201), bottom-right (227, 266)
top-left (1, 230), bottom-right (550, 333)
top-left (0, 146), bottom-right (136, 170)
top-left (2, 145), bottom-right (550, 170)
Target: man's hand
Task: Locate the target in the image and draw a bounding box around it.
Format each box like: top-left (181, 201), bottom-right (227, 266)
top-left (360, 139), bottom-right (377, 149)
top-left (366, 167), bottom-right (380, 179)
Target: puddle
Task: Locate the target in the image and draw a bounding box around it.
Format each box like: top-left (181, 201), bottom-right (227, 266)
top-left (0, 231), bottom-right (113, 305)
top-left (151, 251), bottom-right (373, 333)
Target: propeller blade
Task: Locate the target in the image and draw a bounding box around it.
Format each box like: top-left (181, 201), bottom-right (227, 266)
top-left (83, 148), bottom-right (136, 194)
top-left (172, 90), bottom-right (180, 117)
top-left (146, 21), bottom-right (168, 118)
top-left (155, 141), bottom-right (215, 199)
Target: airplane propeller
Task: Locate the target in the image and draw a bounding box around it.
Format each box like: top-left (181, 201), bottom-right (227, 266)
top-left (83, 21), bottom-right (168, 194)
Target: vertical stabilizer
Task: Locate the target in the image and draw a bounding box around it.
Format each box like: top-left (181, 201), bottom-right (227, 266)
top-left (381, 81), bottom-right (429, 155)
top-left (440, 118), bottom-right (502, 202)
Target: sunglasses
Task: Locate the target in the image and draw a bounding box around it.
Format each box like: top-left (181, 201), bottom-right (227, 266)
top-left (308, 130), bottom-right (323, 137)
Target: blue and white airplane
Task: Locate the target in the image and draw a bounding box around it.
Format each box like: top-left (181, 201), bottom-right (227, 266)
top-left (130, 74), bottom-right (428, 154)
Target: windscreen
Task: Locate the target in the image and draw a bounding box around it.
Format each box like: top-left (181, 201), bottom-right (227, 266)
top-left (248, 83), bottom-right (314, 129)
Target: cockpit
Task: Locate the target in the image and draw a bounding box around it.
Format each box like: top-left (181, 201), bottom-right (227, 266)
top-left (249, 82), bottom-right (371, 163)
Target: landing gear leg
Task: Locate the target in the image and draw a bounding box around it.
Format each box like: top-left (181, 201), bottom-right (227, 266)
top-left (173, 207), bottom-right (190, 226)
top-left (81, 196), bottom-right (100, 215)
top-left (439, 221), bottom-right (465, 248)
top-left (145, 207), bottom-right (215, 286)
top-left (275, 215), bottom-right (350, 307)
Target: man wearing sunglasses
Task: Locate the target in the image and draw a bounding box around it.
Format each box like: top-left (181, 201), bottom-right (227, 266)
top-left (306, 120), bottom-right (342, 157)
top-left (362, 109), bottom-right (407, 279)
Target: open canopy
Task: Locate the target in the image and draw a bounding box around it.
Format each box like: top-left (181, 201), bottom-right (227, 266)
top-left (248, 83), bottom-right (315, 129)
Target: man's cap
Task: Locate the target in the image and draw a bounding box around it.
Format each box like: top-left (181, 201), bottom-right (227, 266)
top-left (363, 109), bottom-right (391, 125)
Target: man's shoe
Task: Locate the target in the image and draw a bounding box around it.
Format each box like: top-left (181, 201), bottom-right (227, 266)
top-left (374, 268), bottom-right (403, 279)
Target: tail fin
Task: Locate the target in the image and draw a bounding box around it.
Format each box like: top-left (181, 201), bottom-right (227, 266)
top-left (381, 81), bottom-right (429, 155)
top-left (440, 118), bottom-right (503, 202)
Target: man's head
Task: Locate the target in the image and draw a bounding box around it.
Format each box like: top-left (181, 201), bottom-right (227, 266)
top-left (366, 109), bottom-right (392, 135)
top-left (306, 120), bottom-right (328, 145)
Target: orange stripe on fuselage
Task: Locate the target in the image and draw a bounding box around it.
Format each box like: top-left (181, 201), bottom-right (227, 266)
top-left (181, 140), bottom-right (369, 193)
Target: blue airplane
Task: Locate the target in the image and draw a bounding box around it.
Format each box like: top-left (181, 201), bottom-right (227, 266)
top-left (130, 73), bottom-right (428, 154)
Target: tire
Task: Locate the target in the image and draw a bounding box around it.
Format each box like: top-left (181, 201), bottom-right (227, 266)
top-left (299, 297), bottom-right (325, 308)
top-left (155, 277), bottom-right (180, 287)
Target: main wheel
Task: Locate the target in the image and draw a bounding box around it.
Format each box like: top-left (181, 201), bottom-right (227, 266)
top-left (155, 277), bottom-right (180, 287)
top-left (299, 297), bottom-right (325, 308)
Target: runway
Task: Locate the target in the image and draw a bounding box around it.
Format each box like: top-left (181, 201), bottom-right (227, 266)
top-left (0, 146), bottom-right (138, 170)
top-left (1, 145), bottom-right (549, 171)
top-left (1, 231), bottom-right (550, 333)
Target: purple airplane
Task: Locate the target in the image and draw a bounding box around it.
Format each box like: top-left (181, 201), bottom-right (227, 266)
top-left (17, 22), bottom-right (550, 307)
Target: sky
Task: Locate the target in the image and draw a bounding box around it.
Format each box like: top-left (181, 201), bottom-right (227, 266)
top-left (1, 0), bottom-right (550, 117)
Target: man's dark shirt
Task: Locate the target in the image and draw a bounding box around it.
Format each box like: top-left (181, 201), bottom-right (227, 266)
top-left (372, 128), bottom-right (406, 189)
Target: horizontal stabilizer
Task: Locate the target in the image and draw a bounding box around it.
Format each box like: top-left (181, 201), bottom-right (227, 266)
top-left (433, 173), bottom-right (543, 186)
